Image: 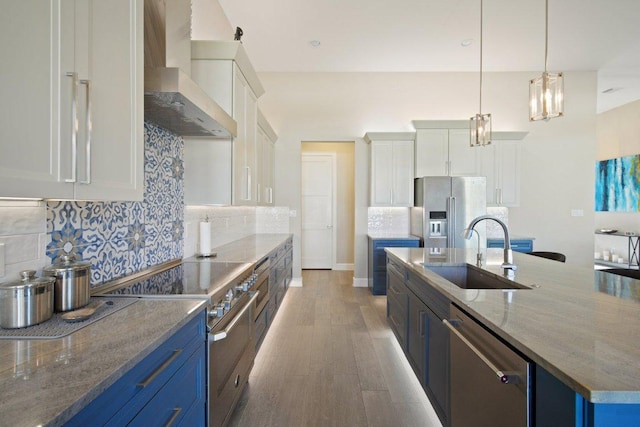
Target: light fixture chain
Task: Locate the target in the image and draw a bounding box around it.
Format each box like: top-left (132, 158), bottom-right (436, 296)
top-left (479, 0), bottom-right (483, 114)
top-left (544, 0), bottom-right (549, 73)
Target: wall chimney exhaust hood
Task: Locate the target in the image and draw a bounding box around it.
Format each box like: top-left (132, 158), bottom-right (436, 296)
top-left (143, 0), bottom-right (236, 138)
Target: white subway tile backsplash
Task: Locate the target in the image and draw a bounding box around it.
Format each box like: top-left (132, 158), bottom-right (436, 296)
top-left (0, 234), bottom-right (40, 264)
top-left (0, 206), bottom-right (46, 235)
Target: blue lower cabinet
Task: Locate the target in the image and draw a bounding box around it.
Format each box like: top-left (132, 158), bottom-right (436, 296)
top-left (66, 313), bottom-right (206, 427)
top-left (368, 237), bottom-right (420, 295)
top-left (535, 365), bottom-right (640, 427)
top-left (487, 238), bottom-right (533, 253)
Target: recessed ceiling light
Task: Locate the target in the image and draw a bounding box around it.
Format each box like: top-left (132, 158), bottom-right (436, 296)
top-left (461, 39), bottom-right (474, 47)
top-left (309, 40), bottom-right (321, 48)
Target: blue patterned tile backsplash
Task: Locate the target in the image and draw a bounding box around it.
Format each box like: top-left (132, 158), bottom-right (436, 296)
top-left (46, 123), bottom-right (184, 286)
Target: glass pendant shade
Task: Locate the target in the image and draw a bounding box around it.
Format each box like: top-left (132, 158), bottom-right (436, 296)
top-left (529, 71), bottom-right (564, 121)
top-left (470, 113), bottom-right (492, 147)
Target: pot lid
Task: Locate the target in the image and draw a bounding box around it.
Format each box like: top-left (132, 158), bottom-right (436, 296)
top-left (43, 254), bottom-right (91, 273)
top-left (0, 270), bottom-right (55, 291)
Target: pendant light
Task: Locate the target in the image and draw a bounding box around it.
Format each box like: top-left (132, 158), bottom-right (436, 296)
top-left (529, 0), bottom-right (564, 121)
top-left (470, 0), bottom-right (491, 147)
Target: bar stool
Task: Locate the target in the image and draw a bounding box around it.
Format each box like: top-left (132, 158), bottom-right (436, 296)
top-left (527, 251), bottom-right (566, 263)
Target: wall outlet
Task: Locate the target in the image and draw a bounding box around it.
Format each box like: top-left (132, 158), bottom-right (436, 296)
top-left (0, 243), bottom-right (5, 277)
top-left (289, 210), bottom-right (297, 217)
top-left (571, 209), bottom-right (584, 217)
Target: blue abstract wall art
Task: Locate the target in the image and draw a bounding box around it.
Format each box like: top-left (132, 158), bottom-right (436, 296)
top-left (595, 155), bottom-right (640, 212)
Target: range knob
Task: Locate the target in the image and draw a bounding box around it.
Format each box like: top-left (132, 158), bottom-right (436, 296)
top-left (208, 304), bottom-right (225, 318)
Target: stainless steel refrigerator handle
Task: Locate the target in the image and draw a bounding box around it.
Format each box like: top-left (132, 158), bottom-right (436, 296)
top-left (450, 197), bottom-right (457, 248)
top-left (210, 291), bottom-right (259, 342)
top-left (79, 79), bottom-right (92, 184)
top-left (443, 319), bottom-right (519, 385)
top-left (65, 72), bottom-right (78, 183)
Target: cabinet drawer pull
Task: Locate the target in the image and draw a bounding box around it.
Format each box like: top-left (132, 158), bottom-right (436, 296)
top-left (137, 349), bottom-right (182, 388)
top-left (443, 319), bottom-right (519, 385)
top-left (418, 310), bottom-right (426, 337)
top-left (165, 407), bottom-right (182, 427)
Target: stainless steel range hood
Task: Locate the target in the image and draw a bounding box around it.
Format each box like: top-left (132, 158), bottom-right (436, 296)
top-left (144, 0), bottom-right (236, 138)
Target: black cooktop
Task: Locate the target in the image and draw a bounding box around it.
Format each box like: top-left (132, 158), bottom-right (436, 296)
top-left (100, 260), bottom-right (253, 299)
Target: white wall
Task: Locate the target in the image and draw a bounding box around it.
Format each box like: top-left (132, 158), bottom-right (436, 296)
top-left (259, 71), bottom-right (597, 282)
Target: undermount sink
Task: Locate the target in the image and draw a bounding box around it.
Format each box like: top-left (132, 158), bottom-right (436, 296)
top-left (424, 264), bottom-right (531, 290)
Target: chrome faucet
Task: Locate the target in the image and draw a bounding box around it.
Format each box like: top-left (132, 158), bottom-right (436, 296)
top-left (463, 215), bottom-right (517, 274)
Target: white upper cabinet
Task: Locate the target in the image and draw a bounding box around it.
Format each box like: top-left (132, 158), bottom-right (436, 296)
top-left (415, 128), bottom-right (479, 177)
top-left (367, 134), bottom-right (415, 207)
top-left (0, 0), bottom-right (143, 201)
top-left (257, 110), bottom-right (277, 206)
top-left (191, 41), bottom-right (265, 206)
top-left (478, 136), bottom-right (526, 207)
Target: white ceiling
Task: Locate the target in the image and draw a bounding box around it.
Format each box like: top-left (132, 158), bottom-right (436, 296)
top-left (218, 0), bottom-right (640, 112)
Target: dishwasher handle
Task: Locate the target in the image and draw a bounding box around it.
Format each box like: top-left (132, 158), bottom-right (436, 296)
top-left (443, 318), bottom-right (519, 385)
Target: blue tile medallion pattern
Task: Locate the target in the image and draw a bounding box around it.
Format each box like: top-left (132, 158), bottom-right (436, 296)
top-left (47, 122), bottom-right (184, 286)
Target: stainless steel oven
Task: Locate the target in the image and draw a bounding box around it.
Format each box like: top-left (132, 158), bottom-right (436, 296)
top-left (208, 290), bottom-right (258, 427)
top-left (95, 259), bottom-right (261, 427)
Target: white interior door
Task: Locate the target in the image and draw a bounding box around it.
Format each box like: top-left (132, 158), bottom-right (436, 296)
top-left (301, 153), bottom-right (335, 269)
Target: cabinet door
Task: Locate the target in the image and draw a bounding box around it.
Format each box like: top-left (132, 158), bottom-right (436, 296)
top-left (0, 1), bottom-right (73, 199)
top-left (233, 67), bottom-right (248, 204)
top-left (407, 292), bottom-right (427, 383)
top-left (496, 141), bottom-right (520, 207)
top-left (232, 67), bottom-right (257, 206)
top-left (448, 129), bottom-right (479, 176)
top-left (262, 136), bottom-right (275, 205)
top-left (370, 141), bottom-right (393, 206)
top-left (256, 127), bottom-right (265, 205)
top-left (425, 305), bottom-right (449, 424)
top-left (392, 140), bottom-right (414, 206)
top-left (415, 129), bottom-right (448, 176)
top-left (478, 144), bottom-right (498, 204)
top-left (74, 0), bottom-right (143, 201)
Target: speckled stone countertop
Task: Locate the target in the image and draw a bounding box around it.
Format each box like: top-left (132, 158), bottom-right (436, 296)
top-left (0, 299), bottom-right (207, 427)
top-left (385, 247), bottom-right (640, 404)
top-left (185, 233), bottom-right (293, 264)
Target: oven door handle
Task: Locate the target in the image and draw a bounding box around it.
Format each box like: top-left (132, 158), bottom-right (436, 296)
top-left (210, 291), bottom-right (259, 342)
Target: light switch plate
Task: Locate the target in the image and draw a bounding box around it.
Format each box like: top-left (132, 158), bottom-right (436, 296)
top-left (571, 209), bottom-right (584, 217)
top-left (289, 210), bottom-right (297, 217)
top-left (0, 243), bottom-right (5, 277)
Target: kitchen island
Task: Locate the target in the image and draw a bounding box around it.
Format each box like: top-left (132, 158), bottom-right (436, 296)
top-left (386, 247), bottom-right (640, 426)
top-left (0, 299), bottom-right (207, 427)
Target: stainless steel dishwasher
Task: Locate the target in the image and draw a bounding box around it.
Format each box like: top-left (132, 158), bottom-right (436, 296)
top-left (444, 305), bottom-right (530, 427)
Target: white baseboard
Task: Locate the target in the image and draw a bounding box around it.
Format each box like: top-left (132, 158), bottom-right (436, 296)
top-left (353, 278), bottom-right (368, 288)
top-left (289, 277), bottom-right (303, 287)
top-left (334, 263), bottom-right (354, 271)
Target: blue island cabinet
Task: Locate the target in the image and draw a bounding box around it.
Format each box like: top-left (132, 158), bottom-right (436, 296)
top-left (535, 365), bottom-right (640, 427)
top-left (67, 312), bottom-right (207, 427)
top-left (368, 236), bottom-right (420, 295)
top-left (487, 238), bottom-right (534, 253)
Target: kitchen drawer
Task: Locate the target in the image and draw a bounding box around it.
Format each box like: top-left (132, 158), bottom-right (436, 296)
top-left (128, 341), bottom-right (206, 427)
top-left (67, 313), bottom-right (206, 427)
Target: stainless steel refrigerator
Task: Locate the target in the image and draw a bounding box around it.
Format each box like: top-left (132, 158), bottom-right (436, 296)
top-left (410, 176), bottom-right (486, 249)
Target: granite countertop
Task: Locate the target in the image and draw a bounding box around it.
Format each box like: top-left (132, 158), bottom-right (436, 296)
top-left (368, 233), bottom-right (420, 240)
top-left (185, 233), bottom-right (293, 264)
top-left (385, 247), bottom-right (640, 404)
top-left (0, 298), bottom-right (207, 427)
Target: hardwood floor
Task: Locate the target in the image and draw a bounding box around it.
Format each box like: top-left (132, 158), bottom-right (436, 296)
top-left (228, 270), bottom-right (443, 427)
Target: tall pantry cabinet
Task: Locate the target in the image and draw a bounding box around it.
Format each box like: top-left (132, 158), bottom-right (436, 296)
top-left (0, 0), bottom-right (144, 201)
